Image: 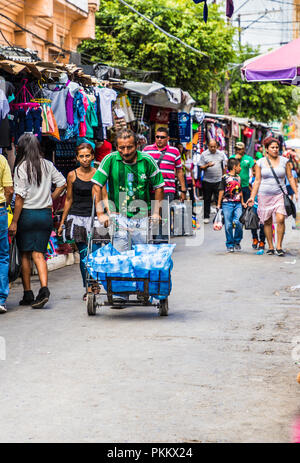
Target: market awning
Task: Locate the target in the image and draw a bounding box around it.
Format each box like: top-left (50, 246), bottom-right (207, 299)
top-left (124, 81), bottom-right (195, 112)
top-left (241, 38), bottom-right (300, 83)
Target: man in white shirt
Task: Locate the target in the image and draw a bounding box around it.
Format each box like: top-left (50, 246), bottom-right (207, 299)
top-left (199, 139), bottom-right (227, 223)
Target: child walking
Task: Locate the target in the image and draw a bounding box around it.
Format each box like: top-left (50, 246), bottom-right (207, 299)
top-left (217, 158), bottom-right (245, 253)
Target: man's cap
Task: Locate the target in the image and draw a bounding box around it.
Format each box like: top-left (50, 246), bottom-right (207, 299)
top-left (235, 142), bottom-right (245, 149)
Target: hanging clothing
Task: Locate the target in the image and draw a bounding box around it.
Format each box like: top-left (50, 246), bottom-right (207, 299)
top-left (95, 87), bottom-right (117, 127)
top-left (85, 95), bottom-right (98, 139)
top-left (0, 89), bottom-right (10, 120)
top-left (43, 87), bottom-right (69, 130)
top-left (226, 0), bottom-right (234, 18)
top-left (169, 112), bottom-right (180, 139)
top-left (66, 91), bottom-right (74, 125)
top-left (178, 112), bottom-right (191, 143)
top-left (73, 91), bottom-right (86, 137)
top-left (115, 94), bottom-right (135, 123)
top-left (93, 92), bottom-right (104, 141)
top-left (11, 107), bottom-right (42, 144)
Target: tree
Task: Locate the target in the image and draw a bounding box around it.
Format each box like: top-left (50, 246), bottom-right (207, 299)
top-left (79, 0), bottom-right (236, 108)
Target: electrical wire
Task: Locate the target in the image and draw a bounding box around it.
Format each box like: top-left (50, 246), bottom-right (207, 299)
top-left (0, 28), bottom-right (12, 47)
top-left (116, 0), bottom-right (208, 57)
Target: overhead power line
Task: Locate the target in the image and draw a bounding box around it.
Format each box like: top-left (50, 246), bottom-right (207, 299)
top-left (116, 0), bottom-right (208, 58)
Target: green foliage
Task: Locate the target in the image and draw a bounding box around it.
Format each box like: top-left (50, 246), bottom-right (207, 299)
top-left (79, 2), bottom-right (298, 123)
top-left (79, 0), bottom-right (236, 105)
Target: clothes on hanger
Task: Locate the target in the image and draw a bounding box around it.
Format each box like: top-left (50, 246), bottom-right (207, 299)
top-left (115, 94), bottom-right (135, 123)
top-left (94, 87), bottom-right (117, 128)
top-left (43, 86), bottom-right (69, 130)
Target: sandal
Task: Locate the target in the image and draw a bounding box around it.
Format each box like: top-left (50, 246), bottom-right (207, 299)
top-left (266, 249), bottom-right (275, 255)
top-left (276, 249), bottom-right (285, 257)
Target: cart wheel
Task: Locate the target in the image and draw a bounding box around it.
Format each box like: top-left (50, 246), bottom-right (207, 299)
top-left (158, 298), bottom-right (169, 316)
top-left (87, 293), bottom-right (97, 316)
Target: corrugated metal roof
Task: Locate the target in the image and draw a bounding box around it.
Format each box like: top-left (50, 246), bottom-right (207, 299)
top-left (0, 46), bottom-right (40, 63)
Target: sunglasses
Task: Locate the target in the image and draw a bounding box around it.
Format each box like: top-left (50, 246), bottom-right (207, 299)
top-left (156, 135), bottom-right (167, 139)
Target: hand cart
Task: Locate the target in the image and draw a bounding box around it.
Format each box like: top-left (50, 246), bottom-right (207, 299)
top-left (85, 198), bottom-right (171, 317)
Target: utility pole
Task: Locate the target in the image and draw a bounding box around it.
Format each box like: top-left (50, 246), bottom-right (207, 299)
top-left (238, 14), bottom-right (241, 49)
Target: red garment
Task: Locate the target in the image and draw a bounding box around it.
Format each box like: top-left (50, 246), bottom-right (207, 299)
top-left (95, 140), bottom-right (112, 163)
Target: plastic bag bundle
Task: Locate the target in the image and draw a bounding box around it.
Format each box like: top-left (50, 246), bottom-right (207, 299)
top-left (85, 243), bottom-right (176, 299)
top-left (85, 243), bottom-right (136, 292)
top-left (132, 244), bottom-right (175, 297)
top-left (239, 206), bottom-right (260, 230)
top-left (213, 209), bottom-right (224, 231)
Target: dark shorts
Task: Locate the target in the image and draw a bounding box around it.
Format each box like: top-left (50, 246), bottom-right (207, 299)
top-left (16, 208), bottom-right (53, 253)
top-left (286, 185), bottom-right (294, 196)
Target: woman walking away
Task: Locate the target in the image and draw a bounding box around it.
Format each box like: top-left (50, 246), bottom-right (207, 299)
top-left (9, 134), bottom-right (66, 308)
top-left (58, 143), bottom-right (105, 300)
top-left (247, 138), bottom-right (298, 257)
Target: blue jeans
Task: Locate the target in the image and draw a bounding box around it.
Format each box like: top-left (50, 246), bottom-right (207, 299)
top-left (76, 242), bottom-right (102, 288)
top-left (222, 202), bottom-right (243, 249)
top-left (0, 207), bottom-right (9, 304)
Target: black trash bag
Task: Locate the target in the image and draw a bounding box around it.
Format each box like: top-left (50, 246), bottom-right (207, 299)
top-left (239, 206), bottom-right (260, 230)
top-left (9, 238), bottom-right (21, 283)
top-left (93, 63), bottom-right (121, 80)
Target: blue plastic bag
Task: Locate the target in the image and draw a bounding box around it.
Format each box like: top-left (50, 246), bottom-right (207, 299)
top-left (85, 243), bottom-right (176, 298)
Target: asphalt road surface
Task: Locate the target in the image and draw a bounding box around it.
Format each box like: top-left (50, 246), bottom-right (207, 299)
top-left (0, 219), bottom-right (300, 443)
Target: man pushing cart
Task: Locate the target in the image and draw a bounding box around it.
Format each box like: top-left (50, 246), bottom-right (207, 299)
top-left (86, 129), bottom-right (174, 317)
top-left (91, 128), bottom-right (165, 252)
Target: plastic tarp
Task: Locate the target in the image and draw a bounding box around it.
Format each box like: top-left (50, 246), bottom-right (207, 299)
top-left (85, 243), bottom-right (176, 300)
top-left (124, 81), bottom-right (195, 113)
top-left (242, 38), bottom-right (300, 83)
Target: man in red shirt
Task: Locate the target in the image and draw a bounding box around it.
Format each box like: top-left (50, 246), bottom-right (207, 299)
top-left (143, 127), bottom-right (186, 202)
top-left (95, 140), bottom-right (112, 163)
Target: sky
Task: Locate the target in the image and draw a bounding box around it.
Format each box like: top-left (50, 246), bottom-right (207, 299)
top-left (228, 0), bottom-right (293, 52)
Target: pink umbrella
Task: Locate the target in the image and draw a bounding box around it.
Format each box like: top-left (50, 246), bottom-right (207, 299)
top-left (242, 38), bottom-right (300, 84)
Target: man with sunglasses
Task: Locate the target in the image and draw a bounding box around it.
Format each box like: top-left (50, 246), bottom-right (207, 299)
top-left (143, 127), bottom-right (186, 203)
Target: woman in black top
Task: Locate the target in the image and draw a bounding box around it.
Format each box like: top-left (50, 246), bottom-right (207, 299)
top-left (58, 143), bottom-right (105, 299)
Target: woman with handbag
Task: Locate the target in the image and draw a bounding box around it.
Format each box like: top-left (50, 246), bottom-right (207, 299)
top-left (247, 138), bottom-right (298, 256)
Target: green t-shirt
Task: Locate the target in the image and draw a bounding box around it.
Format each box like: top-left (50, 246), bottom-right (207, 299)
top-left (255, 152), bottom-right (264, 160)
top-left (92, 151), bottom-right (164, 218)
top-left (230, 154), bottom-right (255, 188)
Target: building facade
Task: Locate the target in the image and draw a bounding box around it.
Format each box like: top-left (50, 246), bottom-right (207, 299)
top-left (0, 0), bottom-right (99, 62)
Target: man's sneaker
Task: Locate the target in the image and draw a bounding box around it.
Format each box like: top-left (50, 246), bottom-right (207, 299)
top-left (259, 241), bottom-right (265, 250)
top-left (234, 244), bottom-right (242, 251)
top-left (0, 304), bottom-right (7, 314)
top-left (226, 247), bottom-right (234, 253)
top-left (32, 287), bottom-right (50, 309)
top-left (276, 249), bottom-right (286, 257)
top-left (204, 218), bottom-right (210, 224)
top-left (252, 238), bottom-right (258, 249)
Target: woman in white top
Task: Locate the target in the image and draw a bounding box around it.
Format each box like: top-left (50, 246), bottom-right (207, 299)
top-left (9, 134), bottom-right (66, 308)
top-left (248, 138), bottom-right (298, 256)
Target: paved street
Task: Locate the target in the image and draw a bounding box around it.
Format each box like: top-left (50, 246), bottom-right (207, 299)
top-left (0, 221), bottom-right (300, 443)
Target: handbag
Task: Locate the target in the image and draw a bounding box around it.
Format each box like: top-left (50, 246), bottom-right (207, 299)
top-left (239, 206), bottom-right (260, 230)
top-left (266, 157), bottom-right (296, 219)
top-left (9, 238), bottom-right (21, 283)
